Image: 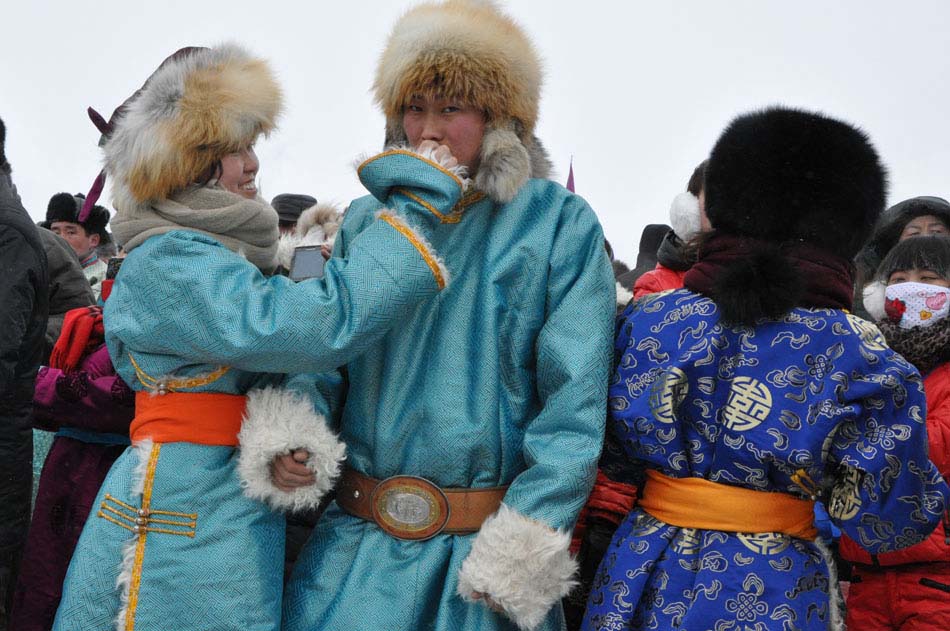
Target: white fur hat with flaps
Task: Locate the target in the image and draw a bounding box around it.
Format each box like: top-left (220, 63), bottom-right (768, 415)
top-left (375, 0), bottom-right (552, 203)
top-left (103, 44), bottom-right (282, 211)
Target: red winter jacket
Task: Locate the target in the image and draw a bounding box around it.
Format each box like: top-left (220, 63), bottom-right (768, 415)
top-left (632, 263), bottom-right (686, 299)
top-left (840, 362), bottom-right (950, 566)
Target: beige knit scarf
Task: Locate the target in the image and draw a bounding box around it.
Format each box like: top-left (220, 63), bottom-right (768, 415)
top-left (110, 185), bottom-right (279, 271)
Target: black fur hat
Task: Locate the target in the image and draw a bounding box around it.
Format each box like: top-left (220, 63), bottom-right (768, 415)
top-left (705, 107), bottom-right (887, 258)
top-left (701, 107), bottom-right (887, 325)
top-left (41, 192), bottom-right (112, 243)
top-left (0, 117), bottom-right (9, 175)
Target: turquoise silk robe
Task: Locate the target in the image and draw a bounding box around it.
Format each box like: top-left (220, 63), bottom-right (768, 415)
top-left (53, 153), bottom-right (466, 631)
top-left (282, 176), bottom-right (615, 631)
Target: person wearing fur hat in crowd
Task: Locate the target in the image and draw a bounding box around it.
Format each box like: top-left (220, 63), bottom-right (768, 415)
top-left (0, 116), bottom-right (50, 629)
top-left (631, 159), bottom-right (709, 299)
top-left (856, 196), bottom-right (950, 320)
top-left (840, 236), bottom-right (950, 631)
top-left (275, 3), bottom-right (613, 630)
top-left (272, 193), bottom-right (317, 235)
top-left (582, 107), bottom-right (950, 631)
top-left (41, 192), bottom-right (112, 299)
top-left (52, 42), bottom-right (476, 631)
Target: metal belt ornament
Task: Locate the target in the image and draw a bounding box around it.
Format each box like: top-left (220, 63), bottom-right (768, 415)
top-left (370, 476), bottom-right (451, 541)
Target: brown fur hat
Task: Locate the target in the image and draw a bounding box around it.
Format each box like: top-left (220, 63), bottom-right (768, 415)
top-left (103, 44), bottom-right (282, 211)
top-left (375, 0), bottom-right (552, 202)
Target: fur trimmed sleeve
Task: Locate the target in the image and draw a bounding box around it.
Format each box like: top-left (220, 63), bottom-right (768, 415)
top-left (457, 504), bottom-right (577, 631)
top-left (237, 383), bottom-right (345, 512)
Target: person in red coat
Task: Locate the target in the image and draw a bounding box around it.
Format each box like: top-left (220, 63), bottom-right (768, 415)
top-left (632, 160), bottom-right (709, 299)
top-left (842, 235), bottom-right (950, 631)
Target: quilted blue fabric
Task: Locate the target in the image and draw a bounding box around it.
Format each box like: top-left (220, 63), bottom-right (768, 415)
top-left (282, 178), bottom-right (615, 631)
top-left (583, 289), bottom-right (950, 631)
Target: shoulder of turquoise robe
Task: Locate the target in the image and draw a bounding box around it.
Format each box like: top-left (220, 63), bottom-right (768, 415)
top-left (333, 194), bottom-right (381, 259)
top-left (497, 179), bottom-right (615, 531)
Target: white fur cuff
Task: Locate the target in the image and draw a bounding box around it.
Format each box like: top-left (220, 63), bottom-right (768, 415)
top-left (457, 504), bottom-right (577, 631)
top-left (237, 387), bottom-right (346, 512)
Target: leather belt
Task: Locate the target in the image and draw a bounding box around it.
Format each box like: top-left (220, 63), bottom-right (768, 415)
top-left (337, 467), bottom-right (507, 540)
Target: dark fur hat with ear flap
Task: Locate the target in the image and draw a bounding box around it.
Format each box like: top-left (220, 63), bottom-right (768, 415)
top-left (705, 107), bottom-right (887, 258)
top-left (701, 106), bottom-right (887, 325)
top-left (42, 192), bottom-right (112, 244)
top-left (374, 0), bottom-right (552, 203)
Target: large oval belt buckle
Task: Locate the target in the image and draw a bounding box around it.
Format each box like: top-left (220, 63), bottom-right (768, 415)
top-left (371, 475), bottom-right (450, 541)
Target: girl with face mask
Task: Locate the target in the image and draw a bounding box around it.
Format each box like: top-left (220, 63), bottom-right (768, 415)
top-left (841, 235), bottom-right (950, 631)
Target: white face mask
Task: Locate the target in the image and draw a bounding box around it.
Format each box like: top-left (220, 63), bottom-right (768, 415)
top-left (884, 281), bottom-right (950, 329)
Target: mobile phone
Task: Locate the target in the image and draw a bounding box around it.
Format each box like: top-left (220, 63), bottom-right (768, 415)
top-left (289, 245), bottom-right (326, 281)
top-left (106, 257), bottom-right (124, 280)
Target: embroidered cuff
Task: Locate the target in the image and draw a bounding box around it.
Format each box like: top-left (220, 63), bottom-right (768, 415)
top-left (237, 387), bottom-right (346, 512)
top-left (376, 209), bottom-right (450, 290)
top-left (457, 504), bottom-right (578, 631)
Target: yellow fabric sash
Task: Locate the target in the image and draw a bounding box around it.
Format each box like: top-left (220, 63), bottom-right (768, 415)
top-left (638, 469), bottom-right (818, 541)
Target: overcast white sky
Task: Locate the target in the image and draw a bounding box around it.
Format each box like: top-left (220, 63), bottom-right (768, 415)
top-left (2, 0), bottom-right (949, 263)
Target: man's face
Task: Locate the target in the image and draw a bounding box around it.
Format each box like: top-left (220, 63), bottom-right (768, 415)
top-left (402, 95), bottom-right (486, 172)
top-left (51, 221), bottom-right (99, 259)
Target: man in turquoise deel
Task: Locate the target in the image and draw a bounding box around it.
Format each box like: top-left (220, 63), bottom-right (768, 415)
top-left (270, 2), bottom-right (615, 629)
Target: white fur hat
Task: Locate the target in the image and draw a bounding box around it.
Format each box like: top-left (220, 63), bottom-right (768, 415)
top-left (375, 0), bottom-right (552, 202)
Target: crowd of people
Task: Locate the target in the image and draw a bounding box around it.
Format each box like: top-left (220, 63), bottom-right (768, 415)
top-left (0, 1), bottom-right (948, 630)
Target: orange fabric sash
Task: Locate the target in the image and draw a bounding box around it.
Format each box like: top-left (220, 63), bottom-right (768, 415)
top-left (639, 469), bottom-right (818, 541)
top-left (131, 391), bottom-right (246, 446)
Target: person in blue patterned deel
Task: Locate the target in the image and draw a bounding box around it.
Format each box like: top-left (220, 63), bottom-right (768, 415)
top-left (582, 107), bottom-right (950, 631)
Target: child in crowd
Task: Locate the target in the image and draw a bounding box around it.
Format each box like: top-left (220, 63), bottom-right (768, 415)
top-left (842, 235), bottom-right (950, 630)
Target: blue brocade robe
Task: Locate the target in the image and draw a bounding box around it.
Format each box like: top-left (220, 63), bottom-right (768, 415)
top-left (583, 289), bottom-right (950, 631)
top-left (282, 179), bottom-right (615, 631)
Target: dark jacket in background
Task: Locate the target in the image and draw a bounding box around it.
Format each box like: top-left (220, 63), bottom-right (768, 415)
top-left (0, 171), bottom-right (49, 628)
top-left (36, 229), bottom-right (95, 361)
top-left (616, 223), bottom-right (670, 290)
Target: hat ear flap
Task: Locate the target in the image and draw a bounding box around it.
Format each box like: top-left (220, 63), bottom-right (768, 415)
top-left (383, 118), bottom-right (409, 149)
top-left (475, 123), bottom-right (530, 204)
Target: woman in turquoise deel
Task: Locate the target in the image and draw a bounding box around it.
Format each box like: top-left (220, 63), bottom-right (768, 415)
top-left (53, 44), bottom-right (472, 631)
top-left (273, 2), bottom-right (615, 630)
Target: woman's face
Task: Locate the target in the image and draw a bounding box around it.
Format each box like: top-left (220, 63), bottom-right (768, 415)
top-left (887, 268), bottom-right (950, 288)
top-left (217, 147), bottom-right (260, 200)
top-left (402, 95), bottom-right (486, 172)
top-left (899, 214), bottom-right (949, 240)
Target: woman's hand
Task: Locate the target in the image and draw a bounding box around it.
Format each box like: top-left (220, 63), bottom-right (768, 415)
top-left (270, 449), bottom-right (315, 492)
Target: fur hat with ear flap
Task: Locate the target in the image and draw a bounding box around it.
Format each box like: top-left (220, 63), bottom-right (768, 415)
top-left (688, 107), bottom-right (887, 325)
top-left (42, 192), bottom-right (112, 244)
top-left (103, 44), bottom-right (282, 213)
top-left (374, 0), bottom-right (552, 203)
